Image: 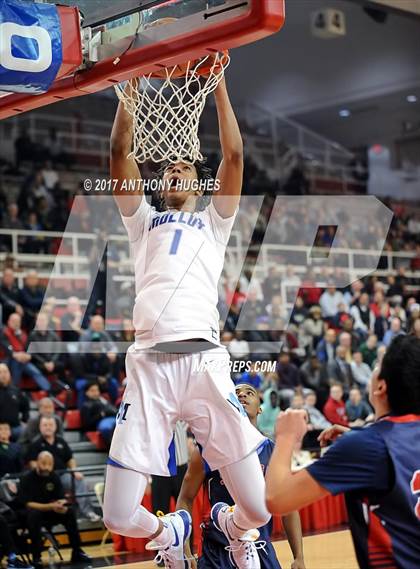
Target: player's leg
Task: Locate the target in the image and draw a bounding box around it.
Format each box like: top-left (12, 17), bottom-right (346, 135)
top-left (219, 452), bottom-right (270, 532)
top-left (103, 465), bottom-right (168, 540)
top-left (104, 351), bottom-right (192, 567)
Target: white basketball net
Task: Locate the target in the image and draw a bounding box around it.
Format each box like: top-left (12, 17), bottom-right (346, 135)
top-left (115, 52), bottom-right (230, 164)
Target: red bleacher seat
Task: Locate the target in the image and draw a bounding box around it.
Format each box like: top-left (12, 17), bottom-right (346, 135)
top-left (65, 409), bottom-right (81, 430)
top-left (86, 431), bottom-right (107, 451)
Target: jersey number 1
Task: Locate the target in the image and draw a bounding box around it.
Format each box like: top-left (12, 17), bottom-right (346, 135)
top-left (411, 470), bottom-right (420, 520)
top-left (170, 229), bottom-right (182, 255)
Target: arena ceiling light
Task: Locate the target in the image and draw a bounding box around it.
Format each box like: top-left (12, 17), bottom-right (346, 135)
top-left (339, 109), bottom-right (351, 117)
top-left (407, 95), bottom-right (418, 103)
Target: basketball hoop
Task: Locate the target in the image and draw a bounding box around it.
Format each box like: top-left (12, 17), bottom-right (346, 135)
top-left (115, 51), bottom-right (230, 164)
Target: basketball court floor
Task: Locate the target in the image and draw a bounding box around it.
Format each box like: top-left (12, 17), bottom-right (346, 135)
top-left (54, 530), bottom-right (358, 569)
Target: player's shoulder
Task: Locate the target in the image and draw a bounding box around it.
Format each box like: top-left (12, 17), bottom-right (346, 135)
top-left (329, 422), bottom-right (388, 458)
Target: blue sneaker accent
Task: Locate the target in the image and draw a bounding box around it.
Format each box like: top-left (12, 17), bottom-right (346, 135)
top-left (171, 521), bottom-right (180, 547)
top-left (211, 501), bottom-right (228, 533)
top-left (177, 509), bottom-right (192, 543)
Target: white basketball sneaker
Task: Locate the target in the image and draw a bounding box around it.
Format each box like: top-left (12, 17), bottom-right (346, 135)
top-left (211, 502), bottom-right (262, 569)
top-left (146, 510), bottom-right (192, 569)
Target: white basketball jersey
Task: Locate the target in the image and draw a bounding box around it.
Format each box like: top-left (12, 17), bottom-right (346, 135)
top-left (121, 198), bottom-right (236, 348)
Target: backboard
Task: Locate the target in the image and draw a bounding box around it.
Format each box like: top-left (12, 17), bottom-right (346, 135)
top-left (0, 0), bottom-right (285, 119)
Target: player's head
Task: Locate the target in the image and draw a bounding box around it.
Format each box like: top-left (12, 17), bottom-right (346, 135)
top-left (157, 157), bottom-right (213, 211)
top-left (235, 384), bottom-right (261, 425)
top-left (370, 335), bottom-right (420, 415)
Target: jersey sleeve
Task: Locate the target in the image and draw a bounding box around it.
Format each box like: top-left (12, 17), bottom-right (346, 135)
top-left (120, 198), bottom-right (153, 243)
top-left (206, 200), bottom-right (237, 245)
top-left (306, 427), bottom-right (393, 496)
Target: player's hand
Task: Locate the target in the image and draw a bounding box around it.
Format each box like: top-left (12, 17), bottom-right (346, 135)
top-left (291, 557), bottom-right (306, 569)
top-left (275, 410), bottom-right (308, 443)
top-left (318, 424), bottom-right (350, 448)
top-left (74, 471), bottom-right (83, 481)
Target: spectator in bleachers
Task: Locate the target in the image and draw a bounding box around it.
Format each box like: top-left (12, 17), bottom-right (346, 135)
top-left (290, 393), bottom-right (305, 409)
top-left (0, 422), bottom-right (23, 477)
top-left (2, 204), bottom-right (24, 232)
top-left (383, 317), bottom-right (405, 347)
top-left (316, 328), bottom-right (336, 364)
top-left (24, 213), bottom-right (48, 255)
top-left (227, 331), bottom-right (250, 361)
top-left (0, 269), bottom-right (23, 324)
top-left (325, 346), bottom-right (354, 391)
top-left (74, 334), bottom-right (119, 405)
top-left (336, 330), bottom-right (354, 362)
top-left (374, 303), bottom-right (390, 342)
top-left (350, 351), bottom-right (372, 391)
top-left (0, 313), bottom-right (50, 392)
top-left (298, 305), bottom-right (323, 354)
top-left (60, 297), bottom-right (83, 343)
top-left (18, 272), bottom-right (45, 330)
top-left (0, 363), bottom-right (29, 441)
top-left (304, 392), bottom-right (331, 431)
top-left (319, 285), bottom-right (346, 320)
top-left (80, 315), bottom-right (118, 364)
top-left (359, 334), bottom-right (378, 368)
top-left (323, 383), bottom-right (349, 427)
top-left (17, 451), bottom-right (91, 569)
top-left (276, 350), bottom-right (301, 405)
top-left (237, 288), bottom-right (266, 331)
top-left (345, 387), bottom-right (373, 426)
top-left (46, 127), bottom-right (72, 168)
top-left (350, 292), bottom-right (375, 337)
top-left (25, 417), bottom-right (99, 522)
top-left (19, 397), bottom-right (63, 455)
top-left (80, 383), bottom-right (116, 445)
top-left (289, 296), bottom-right (307, 329)
top-left (338, 320), bottom-right (361, 355)
top-left (299, 354), bottom-right (324, 393)
top-left (411, 317), bottom-right (420, 340)
top-left (27, 312), bottom-right (64, 385)
top-left (41, 162), bottom-right (60, 192)
top-left (257, 389), bottom-right (280, 438)
top-left (14, 128), bottom-right (34, 170)
top-left (262, 266), bottom-right (282, 302)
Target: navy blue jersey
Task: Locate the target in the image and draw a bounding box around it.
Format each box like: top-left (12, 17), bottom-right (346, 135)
top-left (308, 415), bottom-right (420, 569)
top-left (200, 438), bottom-right (281, 569)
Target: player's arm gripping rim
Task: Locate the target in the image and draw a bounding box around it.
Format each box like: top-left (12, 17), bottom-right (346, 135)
top-left (213, 77), bottom-right (244, 218)
top-left (175, 447), bottom-right (207, 568)
top-left (110, 80), bottom-right (143, 217)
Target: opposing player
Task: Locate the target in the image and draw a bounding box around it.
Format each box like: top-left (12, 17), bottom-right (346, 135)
top-left (265, 335), bottom-right (420, 569)
top-left (103, 76), bottom-right (271, 569)
top-left (176, 384), bottom-right (306, 569)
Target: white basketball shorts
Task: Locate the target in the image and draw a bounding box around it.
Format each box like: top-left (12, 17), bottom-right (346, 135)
top-left (109, 345), bottom-right (264, 476)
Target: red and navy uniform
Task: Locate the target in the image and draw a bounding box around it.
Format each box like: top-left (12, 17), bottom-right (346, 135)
top-left (199, 438), bottom-right (281, 569)
top-left (307, 415), bottom-right (420, 569)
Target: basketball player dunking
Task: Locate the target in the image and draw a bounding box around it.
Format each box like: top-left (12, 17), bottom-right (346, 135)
top-left (266, 335), bottom-right (420, 569)
top-left (103, 77), bottom-right (270, 569)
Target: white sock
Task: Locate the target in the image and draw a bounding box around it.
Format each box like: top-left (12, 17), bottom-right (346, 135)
top-left (152, 520), bottom-right (174, 548)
